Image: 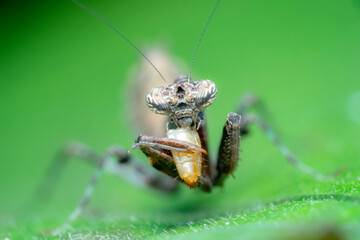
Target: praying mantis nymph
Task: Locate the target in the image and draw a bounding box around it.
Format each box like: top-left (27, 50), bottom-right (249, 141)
top-left (37, 0), bottom-right (341, 235)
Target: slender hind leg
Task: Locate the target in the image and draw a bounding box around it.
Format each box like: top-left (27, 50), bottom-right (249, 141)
top-left (34, 141), bottom-right (102, 204)
top-left (49, 155), bottom-right (106, 235)
top-left (36, 142), bottom-right (176, 203)
top-left (105, 145), bottom-right (178, 191)
top-left (237, 94), bottom-right (341, 181)
top-left (37, 142), bottom-right (177, 235)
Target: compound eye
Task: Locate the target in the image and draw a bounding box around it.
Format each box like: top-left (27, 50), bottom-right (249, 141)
top-left (146, 87), bottom-right (171, 115)
top-left (195, 80), bottom-right (217, 109)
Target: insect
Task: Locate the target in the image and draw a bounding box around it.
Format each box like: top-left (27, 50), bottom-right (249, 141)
top-left (37, 0), bottom-right (340, 234)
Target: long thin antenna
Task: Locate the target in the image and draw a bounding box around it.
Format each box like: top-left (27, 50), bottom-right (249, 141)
top-left (71, 0), bottom-right (167, 83)
top-left (188, 0), bottom-right (222, 81)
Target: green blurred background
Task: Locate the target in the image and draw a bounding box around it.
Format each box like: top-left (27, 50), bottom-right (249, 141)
top-left (1, 0), bottom-right (360, 238)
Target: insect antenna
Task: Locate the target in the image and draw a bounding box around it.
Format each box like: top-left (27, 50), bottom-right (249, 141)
top-left (70, 0), bottom-right (167, 83)
top-left (187, 0), bottom-right (222, 82)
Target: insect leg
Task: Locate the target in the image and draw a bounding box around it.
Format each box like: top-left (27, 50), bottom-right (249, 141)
top-left (43, 143), bottom-right (178, 235)
top-left (106, 146), bottom-right (178, 191)
top-left (135, 135), bottom-right (214, 191)
top-left (36, 142), bottom-right (177, 204)
top-left (49, 156), bottom-right (106, 235)
top-left (33, 141), bottom-right (102, 204)
top-left (197, 112), bottom-right (213, 192)
top-left (136, 143), bottom-right (179, 178)
top-left (133, 135), bottom-right (207, 155)
top-left (213, 113), bottom-right (242, 186)
top-left (237, 94), bottom-right (341, 181)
